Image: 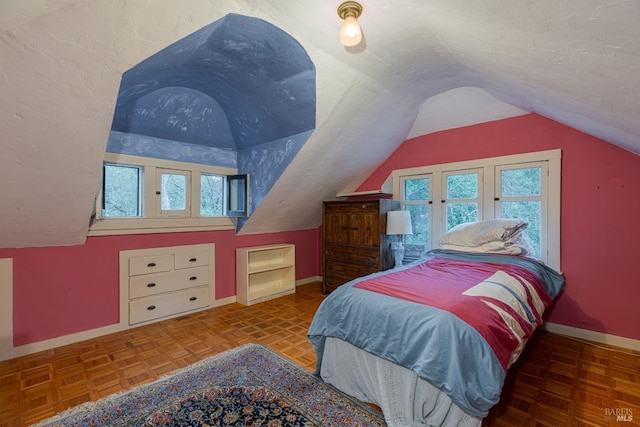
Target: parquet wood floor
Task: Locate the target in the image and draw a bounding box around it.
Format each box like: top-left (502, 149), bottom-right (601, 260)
top-left (1, 281), bottom-right (638, 426)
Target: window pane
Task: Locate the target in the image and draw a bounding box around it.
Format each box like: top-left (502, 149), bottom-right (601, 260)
top-left (201, 174), bottom-right (224, 216)
top-left (103, 164), bottom-right (140, 217)
top-left (501, 167), bottom-right (541, 197)
top-left (447, 203), bottom-right (478, 230)
top-left (404, 204), bottom-right (429, 246)
top-left (404, 178), bottom-right (429, 201)
top-left (502, 201), bottom-right (541, 258)
top-left (447, 173), bottom-right (478, 199)
top-left (227, 175), bottom-right (249, 217)
top-left (161, 173), bottom-right (186, 210)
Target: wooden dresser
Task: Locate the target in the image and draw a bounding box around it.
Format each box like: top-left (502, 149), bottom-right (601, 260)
top-left (322, 199), bottom-right (399, 294)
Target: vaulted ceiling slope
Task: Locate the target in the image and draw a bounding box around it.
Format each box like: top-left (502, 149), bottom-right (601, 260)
top-left (0, 0), bottom-right (639, 248)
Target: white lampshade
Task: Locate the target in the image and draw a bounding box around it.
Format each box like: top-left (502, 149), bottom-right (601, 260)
top-left (339, 15), bottom-right (362, 46)
top-left (387, 210), bottom-right (413, 235)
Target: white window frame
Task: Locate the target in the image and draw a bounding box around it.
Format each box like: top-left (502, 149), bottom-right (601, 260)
top-left (156, 168), bottom-right (191, 218)
top-left (495, 161), bottom-right (548, 260)
top-left (440, 168), bottom-right (483, 237)
top-left (392, 149), bottom-right (561, 272)
top-left (399, 173), bottom-right (433, 246)
top-left (89, 153), bottom-right (237, 236)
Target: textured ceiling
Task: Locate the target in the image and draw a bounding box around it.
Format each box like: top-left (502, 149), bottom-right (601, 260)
top-left (0, 0), bottom-right (639, 248)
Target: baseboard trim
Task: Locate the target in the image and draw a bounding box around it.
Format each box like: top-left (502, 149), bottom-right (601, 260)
top-left (296, 276), bottom-right (322, 286)
top-left (543, 322), bottom-right (640, 351)
top-left (1, 276), bottom-right (319, 362)
top-left (7, 323), bottom-right (125, 361)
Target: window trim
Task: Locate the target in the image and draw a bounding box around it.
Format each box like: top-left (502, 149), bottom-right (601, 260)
top-left (156, 168), bottom-right (191, 218)
top-left (392, 149), bottom-right (561, 272)
top-left (89, 153), bottom-right (238, 236)
top-left (441, 168), bottom-right (483, 237)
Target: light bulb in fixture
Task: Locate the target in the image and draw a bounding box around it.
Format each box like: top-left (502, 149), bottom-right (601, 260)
top-left (337, 1), bottom-right (363, 47)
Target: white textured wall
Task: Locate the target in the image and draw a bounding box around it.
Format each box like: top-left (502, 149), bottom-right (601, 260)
top-left (1, 0), bottom-right (639, 247)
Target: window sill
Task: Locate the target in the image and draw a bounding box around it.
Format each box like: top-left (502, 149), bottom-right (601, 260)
top-left (88, 217), bottom-right (236, 237)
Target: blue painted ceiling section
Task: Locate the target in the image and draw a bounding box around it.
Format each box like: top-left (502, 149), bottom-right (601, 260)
top-left (107, 131), bottom-right (237, 169)
top-left (107, 13), bottom-right (316, 227)
top-left (111, 13), bottom-right (316, 152)
top-left (113, 87), bottom-right (236, 150)
top-left (236, 129), bottom-right (313, 229)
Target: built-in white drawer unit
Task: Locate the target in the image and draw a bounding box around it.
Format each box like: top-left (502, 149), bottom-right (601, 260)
top-left (129, 267), bottom-right (209, 299)
top-left (119, 243), bottom-right (215, 327)
top-left (129, 286), bottom-right (210, 325)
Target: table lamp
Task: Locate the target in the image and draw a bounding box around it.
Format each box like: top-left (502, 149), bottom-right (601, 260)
top-left (387, 210), bottom-right (413, 268)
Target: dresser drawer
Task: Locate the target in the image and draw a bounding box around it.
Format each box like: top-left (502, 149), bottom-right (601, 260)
top-left (324, 201), bottom-right (380, 214)
top-left (324, 275), bottom-right (352, 294)
top-left (129, 267), bottom-right (209, 298)
top-left (129, 254), bottom-right (173, 276)
top-left (129, 286), bottom-right (210, 325)
top-left (325, 260), bottom-right (376, 284)
top-left (174, 249), bottom-right (210, 269)
top-left (324, 244), bottom-right (380, 266)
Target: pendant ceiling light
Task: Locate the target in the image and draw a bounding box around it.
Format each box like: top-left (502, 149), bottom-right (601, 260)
top-left (337, 1), bottom-right (363, 47)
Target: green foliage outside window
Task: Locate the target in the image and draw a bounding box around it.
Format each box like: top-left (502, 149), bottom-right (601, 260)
top-left (103, 164), bottom-right (140, 217)
top-left (160, 173), bottom-right (187, 211)
top-left (401, 165), bottom-right (544, 258)
top-left (201, 174), bottom-right (224, 216)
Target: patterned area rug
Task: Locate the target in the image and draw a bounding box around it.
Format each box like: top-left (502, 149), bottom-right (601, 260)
top-left (34, 343), bottom-right (385, 426)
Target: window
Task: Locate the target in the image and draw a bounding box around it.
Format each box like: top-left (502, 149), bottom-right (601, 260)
top-left (200, 173), bottom-right (225, 216)
top-left (226, 175), bottom-right (250, 217)
top-left (103, 163), bottom-right (142, 217)
top-left (157, 168), bottom-right (190, 217)
top-left (90, 153), bottom-right (248, 236)
top-left (443, 169), bottom-right (481, 233)
top-left (401, 175), bottom-right (431, 246)
top-left (393, 150), bottom-right (561, 271)
top-left (496, 163), bottom-right (546, 259)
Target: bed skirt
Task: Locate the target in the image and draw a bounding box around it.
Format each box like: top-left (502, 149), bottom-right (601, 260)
top-left (320, 337), bottom-right (482, 427)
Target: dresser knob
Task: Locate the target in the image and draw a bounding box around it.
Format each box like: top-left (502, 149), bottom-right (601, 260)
top-left (189, 258), bottom-right (197, 262)
top-left (147, 262), bottom-right (156, 267)
top-left (189, 296), bottom-right (197, 301)
top-left (189, 276), bottom-right (197, 281)
top-left (147, 283), bottom-right (156, 288)
top-left (147, 305), bottom-right (156, 310)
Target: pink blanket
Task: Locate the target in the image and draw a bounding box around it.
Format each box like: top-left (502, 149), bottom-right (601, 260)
top-left (354, 257), bottom-right (552, 369)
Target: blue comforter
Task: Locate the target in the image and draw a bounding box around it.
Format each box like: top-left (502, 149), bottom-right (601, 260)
top-left (308, 250), bottom-right (565, 417)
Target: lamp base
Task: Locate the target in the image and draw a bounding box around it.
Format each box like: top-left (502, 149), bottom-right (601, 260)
top-left (390, 241), bottom-right (405, 268)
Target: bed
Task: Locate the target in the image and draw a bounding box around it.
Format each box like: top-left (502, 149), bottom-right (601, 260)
top-left (308, 220), bottom-right (565, 426)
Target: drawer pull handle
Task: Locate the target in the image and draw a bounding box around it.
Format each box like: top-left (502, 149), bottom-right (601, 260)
top-left (189, 257), bottom-right (197, 262)
top-left (147, 283), bottom-right (156, 288)
top-left (147, 305), bottom-right (156, 310)
top-left (189, 276), bottom-right (197, 281)
top-left (147, 262), bottom-right (156, 267)
top-left (189, 296), bottom-right (197, 301)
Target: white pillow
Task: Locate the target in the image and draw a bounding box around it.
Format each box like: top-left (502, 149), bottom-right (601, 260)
top-left (440, 242), bottom-right (524, 255)
top-left (438, 219), bottom-right (528, 247)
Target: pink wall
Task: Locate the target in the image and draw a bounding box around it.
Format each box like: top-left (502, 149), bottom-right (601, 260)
top-left (0, 228), bottom-right (321, 347)
top-left (357, 114), bottom-right (640, 341)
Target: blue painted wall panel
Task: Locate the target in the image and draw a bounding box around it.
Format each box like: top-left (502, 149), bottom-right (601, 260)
top-left (107, 131), bottom-right (237, 168)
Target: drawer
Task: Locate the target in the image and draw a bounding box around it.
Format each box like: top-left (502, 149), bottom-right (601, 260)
top-left (129, 254), bottom-right (172, 276)
top-left (324, 201), bottom-right (379, 213)
top-left (129, 267), bottom-right (209, 298)
top-left (324, 245), bottom-right (380, 266)
top-left (174, 249), bottom-right (210, 269)
top-left (129, 286), bottom-right (210, 325)
top-left (324, 275), bottom-right (349, 294)
top-left (325, 261), bottom-right (376, 284)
